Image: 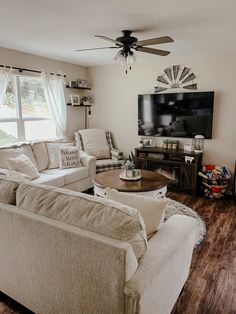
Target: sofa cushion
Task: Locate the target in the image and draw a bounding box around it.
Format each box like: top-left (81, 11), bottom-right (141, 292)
top-left (79, 129), bottom-right (111, 159)
top-left (32, 173), bottom-right (64, 187)
top-left (105, 188), bottom-right (168, 236)
top-left (31, 141), bottom-right (49, 171)
top-left (7, 154), bottom-right (40, 180)
top-left (0, 144), bottom-right (38, 169)
top-left (42, 167), bottom-right (88, 185)
top-left (0, 175), bottom-right (20, 205)
top-left (46, 142), bottom-right (74, 169)
top-left (16, 183), bottom-right (147, 259)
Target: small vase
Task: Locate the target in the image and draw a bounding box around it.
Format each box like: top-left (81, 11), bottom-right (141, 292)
top-left (125, 170), bottom-right (134, 178)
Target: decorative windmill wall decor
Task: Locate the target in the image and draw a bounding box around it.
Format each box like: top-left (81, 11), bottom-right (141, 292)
top-left (154, 65), bottom-right (197, 93)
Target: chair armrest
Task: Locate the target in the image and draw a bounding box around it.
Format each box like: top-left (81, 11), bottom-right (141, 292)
top-left (124, 215), bottom-right (198, 314)
top-left (79, 151), bottom-right (96, 179)
top-left (111, 148), bottom-right (123, 160)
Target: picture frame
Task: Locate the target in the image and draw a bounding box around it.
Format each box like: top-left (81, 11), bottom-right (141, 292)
top-left (70, 94), bottom-right (80, 106)
top-left (141, 137), bottom-right (155, 147)
top-left (77, 79), bottom-right (87, 88)
top-left (68, 80), bottom-right (77, 88)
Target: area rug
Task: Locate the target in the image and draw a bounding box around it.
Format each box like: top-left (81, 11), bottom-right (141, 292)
top-left (164, 199), bottom-right (206, 248)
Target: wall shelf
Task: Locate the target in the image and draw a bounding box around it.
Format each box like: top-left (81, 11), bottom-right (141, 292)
top-left (66, 85), bottom-right (91, 90)
top-left (67, 103), bottom-right (91, 107)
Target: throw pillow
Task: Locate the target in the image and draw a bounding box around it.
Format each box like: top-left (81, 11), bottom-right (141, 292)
top-left (46, 142), bottom-right (74, 169)
top-left (0, 144), bottom-right (38, 169)
top-left (88, 147), bottom-right (111, 159)
top-left (57, 146), bottom-right (81, 169)
top-left (7, 154), bottom-right (40, 180)
top-left (105, 188), bottom-right (169, 236)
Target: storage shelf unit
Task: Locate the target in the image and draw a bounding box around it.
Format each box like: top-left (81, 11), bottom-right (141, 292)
top-left (135, 147), bottom-right (202, 195)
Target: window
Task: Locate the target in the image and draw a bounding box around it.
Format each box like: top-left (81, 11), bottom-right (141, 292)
top-left (0, 75), bottom-right (57, 146)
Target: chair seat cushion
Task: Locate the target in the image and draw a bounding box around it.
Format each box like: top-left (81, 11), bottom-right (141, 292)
top-left (42, 167), bottom-right (89, 185)
top-left (96, 159), bottom-right (123, 173)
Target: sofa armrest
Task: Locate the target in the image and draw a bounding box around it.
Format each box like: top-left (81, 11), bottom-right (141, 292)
top-left (111, 148), bottom-right (123, 160)
top-left (79, 150), bottom-right (96, 179)
top-left (124, 215), bottom-right (198, 314)
top-left (0, 168), bottom-right (10, 176)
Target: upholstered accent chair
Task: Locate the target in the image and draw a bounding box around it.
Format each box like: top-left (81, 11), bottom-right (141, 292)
top-left (74, 129), bottom-right (124, 173)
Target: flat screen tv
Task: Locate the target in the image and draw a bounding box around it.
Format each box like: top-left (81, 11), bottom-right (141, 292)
top-left (138, 91), bottom-right (214, 139)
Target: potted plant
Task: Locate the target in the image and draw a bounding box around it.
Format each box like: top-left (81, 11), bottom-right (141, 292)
top-left (81, 96), bottom-right (92, 106)
top-left (122, 159), bottom-right (135, 178)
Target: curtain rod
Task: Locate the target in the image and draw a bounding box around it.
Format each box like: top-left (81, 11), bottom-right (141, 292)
top-left (0, 64), bottom-right (66, 77)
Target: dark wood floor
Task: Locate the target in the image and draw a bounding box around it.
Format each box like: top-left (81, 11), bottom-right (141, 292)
top-left (0, 192), bottom-right (235, 314)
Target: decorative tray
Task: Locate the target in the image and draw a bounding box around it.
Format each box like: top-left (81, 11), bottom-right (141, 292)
top-left (119, 172), bottom-right (142, 181)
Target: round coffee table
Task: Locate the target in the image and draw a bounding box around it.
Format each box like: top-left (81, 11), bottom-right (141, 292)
top-left (93, 169), bottom-right (171, 199)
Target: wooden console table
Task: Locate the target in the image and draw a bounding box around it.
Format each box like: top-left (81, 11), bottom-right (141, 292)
top-left (135, 147), bottom-right (202, 196)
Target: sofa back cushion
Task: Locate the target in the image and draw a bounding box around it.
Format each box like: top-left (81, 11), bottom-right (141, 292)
top-left (16, 183), bottom-right (147, 259)
top-left (0, 175), bottom-right (20, 205)
top-left (31, 141), bottom-right (49, 171)
top-left (0, 144), bottom-right (38, 170)
top-left (79, 129), bottom-right (111, 159)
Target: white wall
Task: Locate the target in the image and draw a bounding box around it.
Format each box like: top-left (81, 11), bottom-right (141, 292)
top-left (88, 51), bottom-right (236, 173)
top-left (0, 47), bottom-right (89, 140)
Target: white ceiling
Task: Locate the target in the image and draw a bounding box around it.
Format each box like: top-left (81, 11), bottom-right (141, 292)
top-left (0, 0), bottom-right (235, 66)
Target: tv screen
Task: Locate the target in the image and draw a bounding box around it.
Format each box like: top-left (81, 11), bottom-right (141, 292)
top-left (138, 91), bottom-right (214, 139)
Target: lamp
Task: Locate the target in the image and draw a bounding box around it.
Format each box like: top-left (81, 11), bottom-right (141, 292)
top-left (114, 48), bottom-right (138, 73)
top-left (192, 135), bottom-right (205, 153)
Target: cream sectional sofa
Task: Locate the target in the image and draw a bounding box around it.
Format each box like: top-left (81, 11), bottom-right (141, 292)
top-left (0, 176), bottom-right (198, 314)
top-left (0, 141), bottom-right (96, 192)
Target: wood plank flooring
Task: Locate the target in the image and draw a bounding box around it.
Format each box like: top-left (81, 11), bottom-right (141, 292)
top-left (0, 192), bottom-right (235, 314)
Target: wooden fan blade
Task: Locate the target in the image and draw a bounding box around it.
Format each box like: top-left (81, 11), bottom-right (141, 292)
top-left (76, 46), bottom-right (118, 52)
top-left (136, 36), bottom-right (174, 46)
top-left (94, 35), bottom-right (121, 46)
top-left (136, 47), bottom-right (170, 56)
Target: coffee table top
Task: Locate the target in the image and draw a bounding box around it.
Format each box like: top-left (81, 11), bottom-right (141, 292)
top-left (93, 169), bottom-right (171, 193)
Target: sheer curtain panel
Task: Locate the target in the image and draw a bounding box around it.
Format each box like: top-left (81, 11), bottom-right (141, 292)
top-left (0, 68), bottom-right (13, 106)
top-left (41, 72), bottom-right (67, 137)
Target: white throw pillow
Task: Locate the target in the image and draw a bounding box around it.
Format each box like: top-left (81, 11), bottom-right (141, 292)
top-left (7, 154), bottom-right (40, 180)
top-left (0, 144), bottom-right (38, 169)
top-left (46, 142), bottom-right (74, 169)
top-left (79, 129), bottom-right (111, 159)
top-left (105, 188), bottom-right (169, 235)
top-left (58, 146), bottom-right (81, 169)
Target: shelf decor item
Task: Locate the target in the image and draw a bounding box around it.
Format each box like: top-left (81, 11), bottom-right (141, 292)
top-left (70, 94), bottom-right (80, 106)
top-left (68, 80), bottom-right (77, 88)
top-left (193, 135), bottom-right (205, 153)
top-left (77, 79), bottom-right (87, 88)
top-left (81, 96), bottom-right (92, 106)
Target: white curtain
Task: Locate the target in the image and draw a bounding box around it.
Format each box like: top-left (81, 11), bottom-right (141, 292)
top-left (41, 72), bottom-right (67, 137)
top-left (0, 67), bottom-right (13, 107)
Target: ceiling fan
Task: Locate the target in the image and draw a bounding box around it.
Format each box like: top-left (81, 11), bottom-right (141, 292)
top-left (76, 30), bottom-right (174, 73)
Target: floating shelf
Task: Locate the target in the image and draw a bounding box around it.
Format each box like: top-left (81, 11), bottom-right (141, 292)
top-left (67, 103), bottom-right (91, 107)
top-left (66, 85), bottom-right (91, 90)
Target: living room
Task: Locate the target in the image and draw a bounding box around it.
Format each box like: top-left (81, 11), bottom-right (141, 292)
top-left (0, 0), bottom-right (235, 313)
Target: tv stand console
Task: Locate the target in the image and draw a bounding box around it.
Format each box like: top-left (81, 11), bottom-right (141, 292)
top-left (135, 147), bottom-right (202, 195)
